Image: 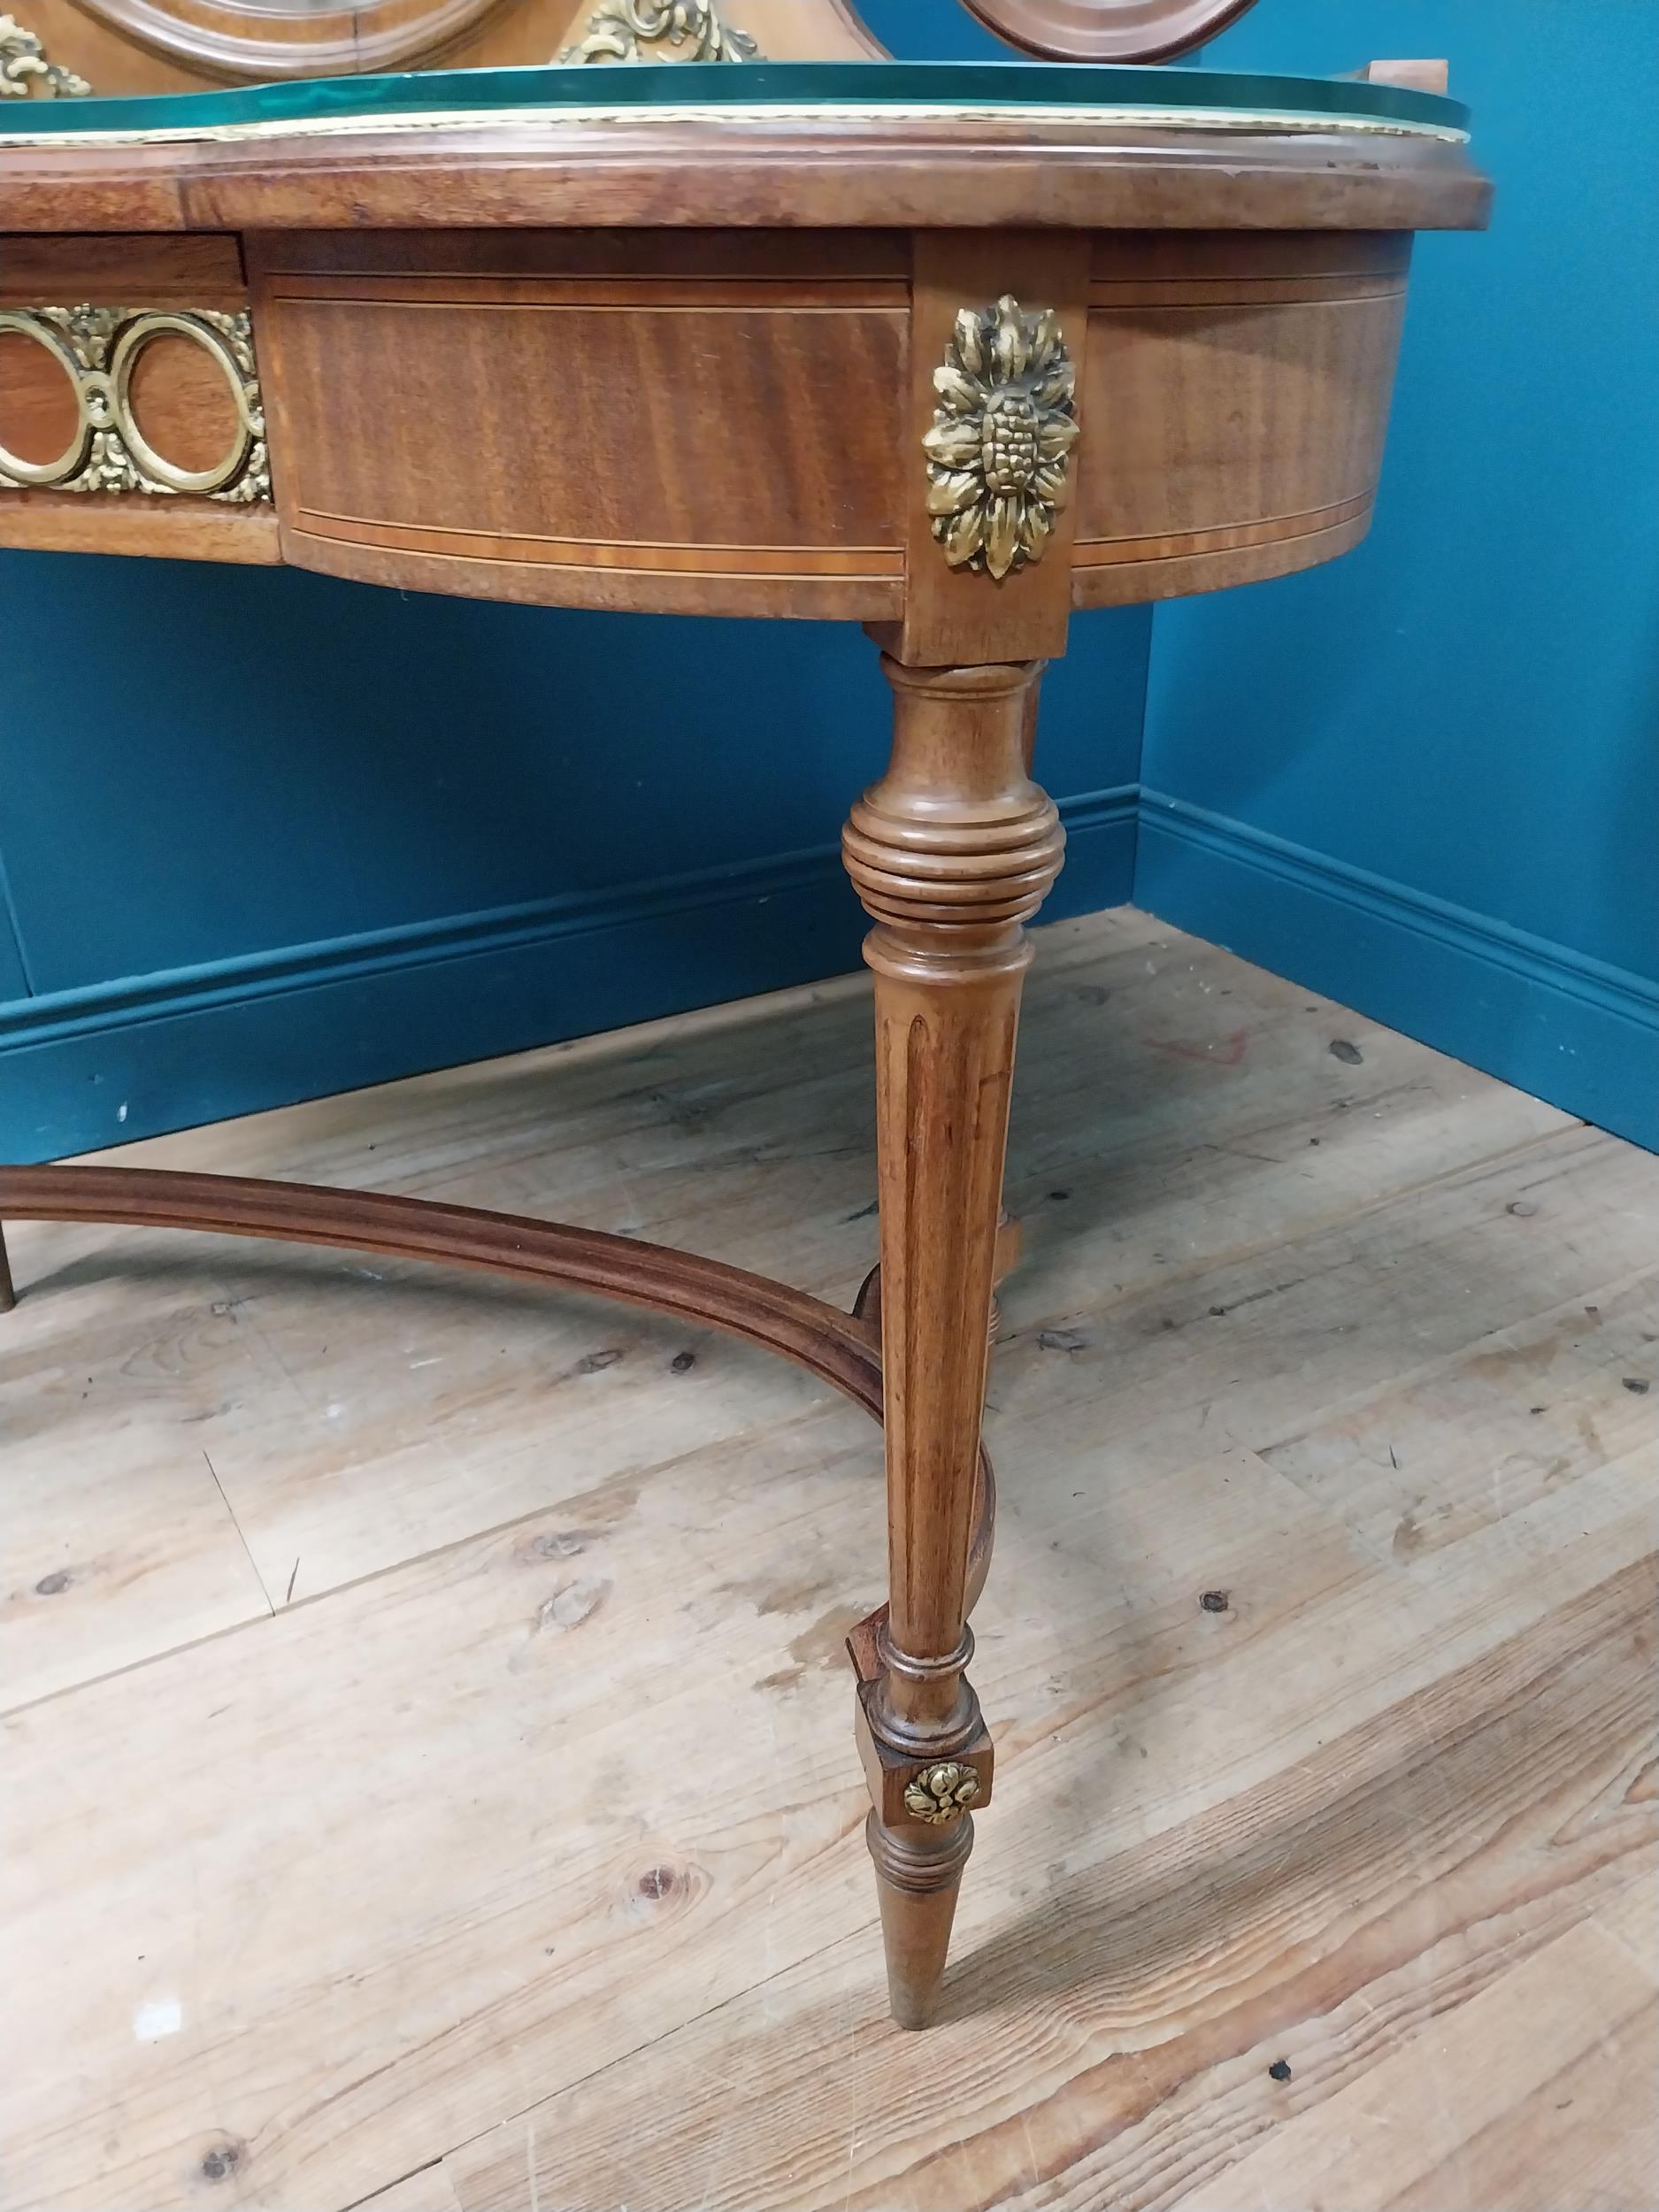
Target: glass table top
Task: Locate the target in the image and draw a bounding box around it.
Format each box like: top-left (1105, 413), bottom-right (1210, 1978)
top-left (0, 59), bottom-right (1469, 142)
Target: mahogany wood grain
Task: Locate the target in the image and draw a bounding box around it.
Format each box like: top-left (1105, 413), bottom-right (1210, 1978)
top-left (1069, 228), bottom-right (1407, 607)
top-left (253, 239), bottom-right (909, 615)
top-left (866, 1811), bottom-right (977, 2031)
top-left (1072, 503), bottom-right (1376, 609)
top-left (0, 487), bottom-right (280, 557)
top-left (280, 528), bottom-right (903, 619)
top-left (0, 233), bottom-right (246, 307)
top-left (0, 116), bottom-right (1490, 237)
top-left (849, 1209), bottom-right (1024, 1355)
top-left (224, 221), bottom-right (1429, 619)
top-left (288, 516), bottom-right (901, 580)
top-left (1084, 226), bottom-right (1409, 296)
top-left (0, 150), bottom-right (189, 234)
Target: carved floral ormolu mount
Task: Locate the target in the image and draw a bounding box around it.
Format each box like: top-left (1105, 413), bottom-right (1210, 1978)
top-left (557, 0), bottom-right (760, 64)
top-left (0, 308), bottom-right (268, 503)
top-left (0, 12), bottom-right (89, 95)
top-left (923, 296), bottom-right (1079, 580)
top-left (903, 1760), bottom-right (981, 1824)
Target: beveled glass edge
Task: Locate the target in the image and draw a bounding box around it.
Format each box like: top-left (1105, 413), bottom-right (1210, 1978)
top-left (0, 58), bottom-right (1470, 141)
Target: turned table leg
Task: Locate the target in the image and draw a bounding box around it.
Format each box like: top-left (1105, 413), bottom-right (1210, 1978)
top-left (842, 655), bottom-right (1064, 2026)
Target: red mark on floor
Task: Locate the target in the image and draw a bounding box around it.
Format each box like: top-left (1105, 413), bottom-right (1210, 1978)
top-left (1141, 1025), bottom-right (1249, 1066)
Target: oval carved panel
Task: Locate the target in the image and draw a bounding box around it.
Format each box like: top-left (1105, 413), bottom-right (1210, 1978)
top-left (0, 306), bottom-right (268, 500)
top-left (125, 327), bottom-right (245, 474)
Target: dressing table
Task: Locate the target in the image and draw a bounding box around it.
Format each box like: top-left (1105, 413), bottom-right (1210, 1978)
top-left (0, 0), bottom-right (1488, 2029)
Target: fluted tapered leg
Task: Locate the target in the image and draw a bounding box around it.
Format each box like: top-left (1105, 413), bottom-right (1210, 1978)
top-left (867, 1811), bottom-right (976, 2030)
top-left (842, 655), bottom-right (1064, 2027)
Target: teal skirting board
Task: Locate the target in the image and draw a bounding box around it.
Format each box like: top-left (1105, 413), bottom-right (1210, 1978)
top-left (9, 777), bottom-right (1655, 1164)
top-left (1135, 794), bottom-right (1659, 1158)
top-left (0, 790), bottom-right (1137, 1163)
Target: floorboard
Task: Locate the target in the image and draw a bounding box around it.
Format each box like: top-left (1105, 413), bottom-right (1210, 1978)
top-left (2, 911), bottom-right (1653, 2211)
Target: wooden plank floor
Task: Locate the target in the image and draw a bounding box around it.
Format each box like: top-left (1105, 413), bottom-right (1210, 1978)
top-left (3, 909), bottom-right (1655, 2212)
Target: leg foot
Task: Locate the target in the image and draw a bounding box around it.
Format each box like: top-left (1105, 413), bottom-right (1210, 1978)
top-left (0, 1221), bottom-right (14, 1312)
top-left (867, 1810), bottom-right (974, 2029)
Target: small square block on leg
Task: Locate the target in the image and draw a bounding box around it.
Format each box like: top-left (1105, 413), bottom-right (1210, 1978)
top-left (853, 1678), bottom-right (994, 1829)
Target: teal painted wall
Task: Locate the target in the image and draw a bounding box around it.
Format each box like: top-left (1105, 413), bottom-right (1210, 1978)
top-left (1137, 0), bottom-right (1659, 1150)
top-left (4, 0), bottom-right (1655, 1162)
top-left (0, 562), bottom-right (1146, 1159)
